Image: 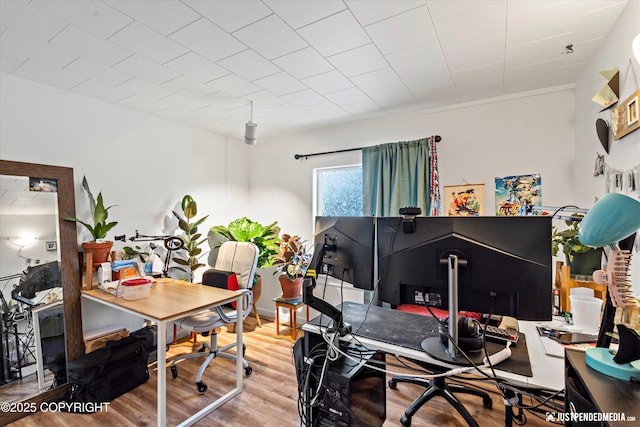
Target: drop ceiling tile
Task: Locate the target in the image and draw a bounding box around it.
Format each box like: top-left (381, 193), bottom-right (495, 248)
top-left (50, 24), bottom-right (132, 66)
top-left (576, 2), bottom-right (629, 41)
top-left (411, 83), bottom-right (459, 107)
top-left (507, 1), bottom-right (585, 48)
top-left (233, 14), bottom-right (308, 60)
top-left (302, 70), bottom-right (354, 94)
top-left (239, 90), bottom-right (286, 109)
top-left (104, 0), bottom-right (200, 35)
top-left (366, 85), bottom-right (417, 110)
top-left (365, 6), bottom-right (437, 54)
top-left (117, 76), bottom-right (175, 99)
top-left (442, 37), bottom-right (505, 72)
top-left (347, 0), bottom-right (424, 26)
top-left (185, 0), bottom-right (272, 33)
top-left (340, 99), bottom-right (384, 115)
top-left (456, 80), bottom-right (504, 103)
top-left (0, 27), bottom-right (77, 73)
top-left (13, 57), bottom-right (87, 90)
top-left (165, 52), bottom-right (228, 83)
top-left (451, 62), bottom-right (504, 89)
top-left (297, 10), bottom-right (370, 57)
top-left (108, 22), bottom-right (188, 64)
top-left (434, 2), bottom-right (505, 52)
top-left (206, 74), bottom-right (260, 97)
top-left (253, 72), bottom-right (306, 96)
top-left (199, 92), bottom-right (247, 111)
top-left (304, 102), bottom-right (349, 120)
top-left (63, 57), bottom-right (132, 86)
top-left (70, 78), bottom-right (136, 103)
top-left (323, 87), bottom-right (370, 106)
top-left (31, 0), bottom-right (132, 38)
top-left (161, 75), bottom-right (218, 98)
top-left (426, 0), bottom-right (501, 22)
top-left (0, 0), bottom-right (68, 43)
top-left (328, 43), bottom-right (387, 77)
top-left (506, 32), bottom-right (574, 69)
top-left (281, 89), bottom-right (327, 107)
top-left (272, 47), bottom-right (334, 79)
top-left (350, 67), bottom-right (403, 92)
top-left (113, 54), bottom-right (181, 84)
top-left (170, 18), bottom-right (247, 62)
top-left (265, 0), bottom-right (346, 29)
top-left (152, 92), bottom-right (211, 112)
top-left (217, 50), bottom-right (280, 81)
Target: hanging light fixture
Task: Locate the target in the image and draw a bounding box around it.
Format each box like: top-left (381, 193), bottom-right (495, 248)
top-left (244, 100), bottom-right (257, 145)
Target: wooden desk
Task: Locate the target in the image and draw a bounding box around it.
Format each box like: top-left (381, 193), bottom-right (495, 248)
top-left (81, 280), bottom-right (243, 427)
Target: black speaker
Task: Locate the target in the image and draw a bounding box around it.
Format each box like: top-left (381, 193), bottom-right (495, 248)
top-left (438, 317), bottom-right (484, 352)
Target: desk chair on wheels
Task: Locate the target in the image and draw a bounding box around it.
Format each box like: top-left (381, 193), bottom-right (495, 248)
top-left (170, 241), bottom-right (258, 393)
top-left (389, 309), bottom-right (492, 427)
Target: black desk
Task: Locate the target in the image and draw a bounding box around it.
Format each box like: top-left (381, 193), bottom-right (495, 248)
top-left (565, 349), bottom-right (640, 426)
top-left (307, 301), bottom-right (532, 377)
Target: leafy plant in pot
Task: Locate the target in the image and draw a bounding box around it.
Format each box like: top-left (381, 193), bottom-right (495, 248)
top-left (64, 176), bottom-right (117, 265)
top-left (171, 195), bottom-right (209, 282)
top-left (209, 217), bottom-right (281, 307)
top-left (273, 234), bottom-right (311, 301)
top-left (552, 216), bottom-right (603, 279)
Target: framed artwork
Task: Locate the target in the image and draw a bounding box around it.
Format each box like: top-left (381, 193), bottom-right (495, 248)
top-left (612, 89), bottom-right (640, 140)
top-left (444, 184), bottom-right (485, 216)
top-left (46, 241), bottom-right (57, 251)
top-left (495, 174), bottom-right (542, 216)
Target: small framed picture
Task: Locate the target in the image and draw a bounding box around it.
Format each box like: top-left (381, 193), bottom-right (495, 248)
top-left (627, 95), bottom-right (638, 126)
top-left (46, 241), bottom-right (57, 251)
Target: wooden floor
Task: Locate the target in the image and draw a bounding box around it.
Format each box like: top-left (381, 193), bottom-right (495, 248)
top-left (7, 315), bottom-right (561, 427)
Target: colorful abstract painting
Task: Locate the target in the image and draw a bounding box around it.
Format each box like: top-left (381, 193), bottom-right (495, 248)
top-left (444, 184), bottom-right (485, 216)
top-left (495, 174), bottom-right (541, 216)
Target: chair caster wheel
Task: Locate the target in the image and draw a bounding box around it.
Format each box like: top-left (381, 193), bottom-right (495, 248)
top-left (401, 414), bottom-right (411, 426)
top-left (483, 397), bottom-right (493, 408)
top-left (196, 381), bottom-right (207, 393)
top-left (245, 366), bottom-right (253, 376)
top-left (388, 379), bottom-right (397, 389)
top-left (170, 365), bottom-right (178, 379)
top-left (197, 344), bottom-right (206, 353)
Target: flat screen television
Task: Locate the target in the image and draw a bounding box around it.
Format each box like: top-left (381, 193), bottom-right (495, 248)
top-left (313, 216), bottom-right (375, 290)
top-left (376, 216), bottom-right (552, 321)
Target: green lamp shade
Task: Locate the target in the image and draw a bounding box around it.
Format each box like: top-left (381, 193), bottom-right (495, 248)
top-left (578, 193), bottom-right (640, 247)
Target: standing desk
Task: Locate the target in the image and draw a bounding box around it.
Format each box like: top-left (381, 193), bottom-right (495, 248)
top-left (81, 281), bottom-right (243, 427)
top-left (302, 302), bottom-right (564, 424)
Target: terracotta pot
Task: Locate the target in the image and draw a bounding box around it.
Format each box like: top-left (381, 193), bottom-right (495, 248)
top-left (279, 276), bottom-right (303, 301)
top-left (82, 241), bottom-right (113, 266)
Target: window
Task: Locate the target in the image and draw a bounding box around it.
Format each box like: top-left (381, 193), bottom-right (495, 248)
top-left (314, 165), bottom-right (363, 216)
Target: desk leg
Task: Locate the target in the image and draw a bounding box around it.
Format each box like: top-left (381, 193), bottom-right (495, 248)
top-left (292, 309), bottom-right (297, 341)
top-left (157, 321), bottom-right (167, 427)
top-left (276, 306), bottom-right (280, 335)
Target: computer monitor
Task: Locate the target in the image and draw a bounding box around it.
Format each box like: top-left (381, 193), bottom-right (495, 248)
top-left (377, 216), bottom-right (552, 321)
top-left (313, 216), bottom-right (375, 290)
top-left (13, 261), bottom-right (61, 305)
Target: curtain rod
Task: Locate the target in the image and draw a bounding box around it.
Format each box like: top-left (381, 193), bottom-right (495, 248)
top-left (293, 135), bottom-right (441, 160)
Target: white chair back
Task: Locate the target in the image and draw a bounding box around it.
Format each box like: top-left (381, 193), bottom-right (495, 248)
top-left (214, 241), bottom-right (259, 289)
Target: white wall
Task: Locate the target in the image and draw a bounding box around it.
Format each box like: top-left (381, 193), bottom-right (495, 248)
top-left (573, 0), bottom-right (640, 295)
top-left (248, 88), bottom-right (577, 313)
top-left (0, 73), bottom-right (253, 283)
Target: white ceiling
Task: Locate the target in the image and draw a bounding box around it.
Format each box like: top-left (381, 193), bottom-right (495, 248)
top-left (0, 0), bottom-right (629, 142)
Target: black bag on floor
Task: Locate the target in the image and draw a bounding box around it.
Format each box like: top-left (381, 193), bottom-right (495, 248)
top-left (64, 334), bottom-right (149, 412)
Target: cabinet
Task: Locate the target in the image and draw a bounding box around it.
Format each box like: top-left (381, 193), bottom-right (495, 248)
top-left (565, 349), bottom-right (640, 426)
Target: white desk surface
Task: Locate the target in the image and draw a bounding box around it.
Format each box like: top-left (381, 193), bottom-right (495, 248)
top-left (81, 281), bottom-right (243, 427)
top-left (302, 304), bottom-right (565, 392)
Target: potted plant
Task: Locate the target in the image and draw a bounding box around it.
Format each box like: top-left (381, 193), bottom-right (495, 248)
top-left (64, 176), bottom-right (117, 265)
top-left (273, 234), bottom-right (312, 301)
top-left (171, 195), bottom-right (209, 282)
top-left (552, 216), bottom-right (603, 278)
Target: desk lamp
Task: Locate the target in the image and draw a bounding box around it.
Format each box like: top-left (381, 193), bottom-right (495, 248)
top-left (578, 192), bottom-right (640, 381)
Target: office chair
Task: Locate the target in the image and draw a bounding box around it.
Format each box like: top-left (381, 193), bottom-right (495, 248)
top-left (389, 308), bottom-right (492, 427)
top-left (170, 241), bottom-right (258, 393)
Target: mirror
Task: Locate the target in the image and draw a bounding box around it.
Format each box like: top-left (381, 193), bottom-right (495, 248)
top-left (0, 160), bottom-right (82, 425)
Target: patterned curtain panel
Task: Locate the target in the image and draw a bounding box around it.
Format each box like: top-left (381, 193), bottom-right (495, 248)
top-left (362, 136), bottom-right (440, 217)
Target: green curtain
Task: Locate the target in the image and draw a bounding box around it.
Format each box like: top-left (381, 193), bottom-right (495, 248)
top-left (362, 138), bottom-right (433, 217)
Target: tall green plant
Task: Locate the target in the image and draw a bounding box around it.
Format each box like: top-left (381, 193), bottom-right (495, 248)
top-left (210, 217), bottom-right (280, 269)
top-left (64, 176), bottom-right (117, 241)
top-left (172, 195), bottom-right (209, 281)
